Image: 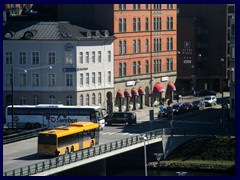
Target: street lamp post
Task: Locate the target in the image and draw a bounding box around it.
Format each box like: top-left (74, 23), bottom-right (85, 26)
top-left (139, 136), bottom-right (148, 176)
top-left (154, 153), bottom-right (164, 176)
top-left (220, 58), bottom-right (224, 136)
top-left (11, 66), bottom-right (14, 129)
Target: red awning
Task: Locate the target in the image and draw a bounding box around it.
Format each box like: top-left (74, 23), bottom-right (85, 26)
top-left (167, 82), bottom-right (176, 91)
top-left (153, 82), bottom-right (165, 94)
top-left (116, 90), bottom-right (124, 98)
top-left (124, 89), bottom-right (132, 98)
top-left (138, 87), bottom-right (146, 95)
top-left (131, 88), bottom-right (139, 96)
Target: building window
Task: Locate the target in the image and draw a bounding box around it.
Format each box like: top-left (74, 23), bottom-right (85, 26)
top-left (33, 95), bottom-right (39, 105)
top-left (86, 94), bottom-right (89, 106)
top-left (86, 51), bottom-right (89, 63)
top-left (138, 61), bottom-right (141, 74)
top-left (145, 60), bottom-right (149, 74)
top-left (98, 93), bottom-right (102, 105)
top-left (170, 17), bottom-right (173, 30)
top-left (145, 18), bottom-right (149, 31)
top-left (145, 39), bottom-right (149, 52)
top-left (19, 96), bottom-right (26, 105)
top-left (132, 40), bottom-right (136, 53)
top-left (19, 52), bottom-right (27, 64)
top-left (133, 62), bottom-right (136, 75)
top-left (133, 4), bottom-right (136, 10)
top-left (80, 73), bottom-right (83, 86)
top-left (32, 74), bottom-right (40, 86)
top-left (66, 95), bottom-right (73, 105)
top-left (119, 63), bottom-right (122, 77)
top-left (86, 73), bottom-right (89, 86)
top-left (5, 52), bottom-right (13, 64)
top-left (119, 18), bottom-right (122, 32)
top-left (48, 52), bottom-right (55, 65)
top-left (118, 4), bottom-right (122, 10)
top-left (108, 71), bottom-right (111, 84)
top-left (133, 18), bottom-right (136, 32)
top-left (32, 52), bottom-right (40, 65)
top-left (166, 58), bottom-right (173, 71)
top-left (118, 41), bottom-right (122, 55)
top-left (154, 60), bottom-right (157, 73)
top-left (92, 93), bottom-right (96, 105)
top-left (98, 72), bottom-right (101, 85)
top-left (98, 51), bottom-right (101, 63)
top-left (123, 18), bottom-right (126, 32)
top-left (146, 4), bottom-right (149, 9)
top-left (49, 95), bottom-right (56, 104)
top-left (137, 40), bottom-right (141, 53)
top-left (137, 18), bottom-right (141, 31)
top-left (154, 4), bottom-right (161, 9)
top-left (159, 59), bottom-right (162, 72)
top-left (123, 63), bottom-right (127, 76)
top-left (92, 51), bottom-right (95, 63)
top-left (166, 17), bottom-right (170, 30)
top-left (48, 74), bottom-right (55, 86)
top-left (80, 94), bottom-right (83, 106)
top-left (166, 38), bottom-right (170, 51)
top-left (92, 72), bottom-right (95, 85)
top-left (167, 4), bottom-right (173, 9)
top-left (108, 51), bottom-right (111, 62)
top-left (19, 73), bottom-right (27, 86)
top-left (6, 73), bottom-right (12, 86)
top-left (79, 52), bottom-right (83, 64)
top-left (159, 38), bottom-right (162, 51)
top-left (170, 38), bottom-right (173, 50)
top-left (65, 52), bottom-right (73, 65)
top-left (123, 40), bottom-right (127, 54)
top-left (137, 4), bottom-right (141, 9)
top-left (66, 74), bottom-right (73, 86)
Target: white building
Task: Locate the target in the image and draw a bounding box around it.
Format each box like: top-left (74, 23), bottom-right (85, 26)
top-left (3, 21), bottom-right (115, 110)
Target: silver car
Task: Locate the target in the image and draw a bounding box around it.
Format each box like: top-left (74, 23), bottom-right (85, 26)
top-left (203, 96), bottom-right (217, 106)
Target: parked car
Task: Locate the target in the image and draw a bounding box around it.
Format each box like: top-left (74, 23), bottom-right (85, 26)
top-left (172, 103), bottom-right (184, 115)
top-left (203, 95), bottom-right (217, 106)
top-left (105, 112), bottom-right (137, 126)
top-left (195, 90), bottom-right (216, 97)
top-left (192, 100), bottom-right (205, 110)
top-left (182, 102), bottom-right (194, 112)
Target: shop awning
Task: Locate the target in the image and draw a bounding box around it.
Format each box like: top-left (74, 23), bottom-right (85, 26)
top-left (124, 89), bottom-right (132, 98)
top-left (153, 82), bottom-right (165, 94)
top-left (116, 90), bottom-right (124, 98)
top-left (131, 88), bottom-right (139, 96)
top-left (138, 87), bottom-right (146, 95)
top-left (167, 82), bottom-right (176, 91)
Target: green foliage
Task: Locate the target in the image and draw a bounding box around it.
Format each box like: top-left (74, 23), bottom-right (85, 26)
top-left (168, 136), bottom-right (235, 161)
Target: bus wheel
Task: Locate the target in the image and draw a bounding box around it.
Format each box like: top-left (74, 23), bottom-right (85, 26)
top-left (65, 147), bottom-right (69, 155)
top-left (34, 123), bottom-right (41, 129)
top-left (70, 146), bottom-right (74, 153)
top-left (25, 123), bottom-right (32, 130)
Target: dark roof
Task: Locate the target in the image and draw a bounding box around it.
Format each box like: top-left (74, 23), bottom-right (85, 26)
top-left (3, 21), bottom-right (114, 41)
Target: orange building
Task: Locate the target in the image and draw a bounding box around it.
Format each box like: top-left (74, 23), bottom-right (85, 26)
top-left (113, 4), bottom-right (177, 109)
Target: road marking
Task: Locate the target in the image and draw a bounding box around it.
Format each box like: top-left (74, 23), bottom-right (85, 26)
top-left (174, 120), bottom-right (215, 125)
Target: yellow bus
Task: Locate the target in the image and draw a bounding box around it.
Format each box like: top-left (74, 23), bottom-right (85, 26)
top-left (37, 122), bottom-right (99, 156)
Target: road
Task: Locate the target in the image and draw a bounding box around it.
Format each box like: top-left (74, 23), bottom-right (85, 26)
top-left (3, 101), bottom-right (234, 174)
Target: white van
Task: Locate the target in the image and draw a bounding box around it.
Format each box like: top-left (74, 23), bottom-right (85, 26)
top-left (203, 96), bottom-right (217, 106)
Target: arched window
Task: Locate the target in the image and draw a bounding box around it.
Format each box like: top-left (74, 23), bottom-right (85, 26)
top-left (49, 95), bottom-right (55, 104)
top-left (92, 93), bottom-right (96, 105)
top-left (80, 94), bottom-right (83, 106)
top-left (98, 93), bottom-right (102, 105)
top-left (86, 94), bottom-right (89, 106)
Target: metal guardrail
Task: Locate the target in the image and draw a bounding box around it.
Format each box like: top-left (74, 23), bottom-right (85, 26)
top-left (3, 127), bottom-right (223, 176)
top-left (3, 127), bottom-right (48, 145)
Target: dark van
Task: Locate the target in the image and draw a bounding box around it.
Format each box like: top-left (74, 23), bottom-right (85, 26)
top-left (105, 112), bottom-right (137, 126)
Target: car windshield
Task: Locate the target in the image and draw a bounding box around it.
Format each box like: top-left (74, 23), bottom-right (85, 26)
top-left (204, 97), bottom-right (211, 100)
top-left (173, 105), bottom-right (180, 108)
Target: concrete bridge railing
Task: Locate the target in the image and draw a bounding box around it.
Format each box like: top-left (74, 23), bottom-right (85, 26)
top-left (3, 127), bottom-right (222, 176)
